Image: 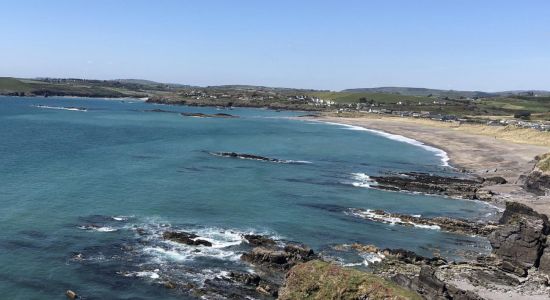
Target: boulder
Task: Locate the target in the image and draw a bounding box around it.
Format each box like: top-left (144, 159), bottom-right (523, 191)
top-left (241, 244), bottom-right (315, 270)
top-left (243, 234), bottom-right (276, 247)
top-left (489, 202), bottom-right (549, 271)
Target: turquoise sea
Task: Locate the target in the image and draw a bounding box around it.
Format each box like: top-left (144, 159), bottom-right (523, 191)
top-left (0, 96), bottom-right (498, 299)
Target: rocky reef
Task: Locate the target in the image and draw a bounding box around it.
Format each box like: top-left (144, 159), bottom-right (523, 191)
top-left (350, 202), bottom-right (550, 299)
top-left (348, 208), bottom-right (498, 236)
top-left (180, 112), bottom-right (238, 118)
top-left (369, 172), bottom-right (503, 201)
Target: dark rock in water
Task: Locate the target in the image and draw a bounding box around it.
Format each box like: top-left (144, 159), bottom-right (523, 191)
top-left (162, 231), bottom-right (212, 247)
top-left (348, 208), bottom-right (497, 236)
top-left (181, 112), bottom-right (238, 118)
top-left (144, 108), bottom-right (178, 113)
top-left (241, 244), bottom-right (316, 270)
top-left (211, 152), bottom-right (281, 163)
top-left (370, 172), bottom-right (484, 200)
top-left (243, 234), bottom-right (276, 247)
top-left (489, 202), bottom-right (549, 273)
top-left (229, 272), bottom-right (261, 286)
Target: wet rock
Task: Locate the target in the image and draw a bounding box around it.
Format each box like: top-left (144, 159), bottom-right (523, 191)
top-left (162, 231), bottom-right (212, 247)
top-left (229, 272), bottom-right (261, 286)
top-left (181, 112), bottom-right (238, 118)
top-left (348, 208), bottom-right (497, 236)
top-left (241, 244), bottom-right (316, 270)
top-left (243, 234), bottom-right (276, 247)
top-left (65, 290), bottom-right (79, 299)
top-left (351, 243), bottom-right (379, 253)
top-left (211, 152), bottom-right (282, 163)
top-left (370, 172), bottom-right (483, 200)
top-left (163, 281), bottom-right (177, 289)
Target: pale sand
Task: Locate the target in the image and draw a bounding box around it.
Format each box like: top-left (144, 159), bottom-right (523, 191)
top-left (312, 115), bottom-right (550, 215)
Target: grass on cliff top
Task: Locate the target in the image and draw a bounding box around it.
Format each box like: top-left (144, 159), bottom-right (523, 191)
top-left (279, 260), bottom-right (421, 300)
top-left (537, 153), bottom-right (550, 172)
top-left (0, 77), bottom-right (32, 92)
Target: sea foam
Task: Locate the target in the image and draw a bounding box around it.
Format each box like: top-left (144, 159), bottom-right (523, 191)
top-left (322, 121), bottom-right (450, 167)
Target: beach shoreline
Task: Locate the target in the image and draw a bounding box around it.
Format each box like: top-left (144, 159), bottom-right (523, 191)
top-left (307, 114), bottom-right (550, 216)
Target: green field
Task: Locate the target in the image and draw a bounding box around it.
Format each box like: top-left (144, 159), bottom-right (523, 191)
top-left (307, 91), bottom-right (433, 104)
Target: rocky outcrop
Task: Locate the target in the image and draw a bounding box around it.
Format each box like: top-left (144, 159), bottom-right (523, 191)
top-left (489, 202), bottom-right (549, 273)
top-left (520, 153), bottom-right (550, 195)
top-left (370, 172), bottom-right (484, 200)
top-left (521, 170), bottom-right (550, 195)
top-left (210, 152), bottom-right (283, 163)
top-left (180, 112), bottom-right (238, 118)
top-left (241, 244), bottom-right (316, 270)
top-left (278, 260), bottom-right (422, 300)
top-left (348, 208), bottom-right (498, 236)
top-left (243, 234), bottom-right (277, 247)
top-left (162, 231), bottom-right (212, 247)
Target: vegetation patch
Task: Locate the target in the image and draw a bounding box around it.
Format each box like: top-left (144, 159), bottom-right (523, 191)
top-left (278, 260), bottom-right (421, 300)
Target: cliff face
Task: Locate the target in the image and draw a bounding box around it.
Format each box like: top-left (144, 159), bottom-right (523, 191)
top-left (521, 153), bottom-right (550, 195)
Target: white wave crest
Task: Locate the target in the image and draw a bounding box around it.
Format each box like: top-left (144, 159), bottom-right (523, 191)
top-left (350, 173), bottom-right (378, 188)
top-left (33, 105), bottom-right (87, 112)
top-left (323, 121), bottom-right (450, 167)
top-left (347, 209), bottom-right (441, 230)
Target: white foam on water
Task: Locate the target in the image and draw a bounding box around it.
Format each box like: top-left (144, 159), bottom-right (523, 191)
top-left (322, 121), bottom-right (451, 167)
top-left (347, 209), bottom-right (441, 231)
top-left (78, 225), bottom-right (118, 232)
top-left (112, 215), bottom-right (131, 221)
top-left (349, 173), bottom-right (378, 188)
top-left (33, 105), bottom-right (87, 112)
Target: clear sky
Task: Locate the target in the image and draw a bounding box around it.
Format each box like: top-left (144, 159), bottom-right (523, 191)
top-left (1, 0), bottom-right (549, 91)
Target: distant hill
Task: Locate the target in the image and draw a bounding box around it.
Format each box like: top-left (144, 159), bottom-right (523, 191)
top-left (342, 87), bottom-right (496, 98)
top-left (115, 79), bottom-right (193, 89)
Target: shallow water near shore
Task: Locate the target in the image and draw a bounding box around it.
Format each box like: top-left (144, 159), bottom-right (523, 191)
top-left (0, 96), bottom-right (498, 299)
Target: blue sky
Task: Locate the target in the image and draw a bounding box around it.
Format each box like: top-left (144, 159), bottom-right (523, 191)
top-left (1, 0), bottom-right (549, 91)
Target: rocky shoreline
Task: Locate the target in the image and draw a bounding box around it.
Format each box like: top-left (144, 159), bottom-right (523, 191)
top-left (153, 202), bottom-right (550, 299)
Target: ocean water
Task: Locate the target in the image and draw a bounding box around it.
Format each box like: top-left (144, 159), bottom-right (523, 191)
top-left (0, 96), bottom-right (498, 299)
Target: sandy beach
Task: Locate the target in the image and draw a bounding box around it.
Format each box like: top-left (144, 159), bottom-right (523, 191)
top-left (314, 114), bottom-right (550, 215)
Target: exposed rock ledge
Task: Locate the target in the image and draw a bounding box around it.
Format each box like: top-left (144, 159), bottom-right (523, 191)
top-left (370, 172), bottom-right (506, 201)
top-left (348, 208), bottom-right (498, 236)
top-left (180, 112), bottom-right (238, 118)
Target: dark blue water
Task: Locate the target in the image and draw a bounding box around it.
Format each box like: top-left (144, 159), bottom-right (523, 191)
top-left (0, 96), bottom-right (497, 299)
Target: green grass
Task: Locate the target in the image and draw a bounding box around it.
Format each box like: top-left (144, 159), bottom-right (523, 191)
top-left (307, 91), bottom-right (433, 104)
top-left (0, 77), bottom-right (33, 92)
top-left (279, 260), bottom-right (421, 300)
